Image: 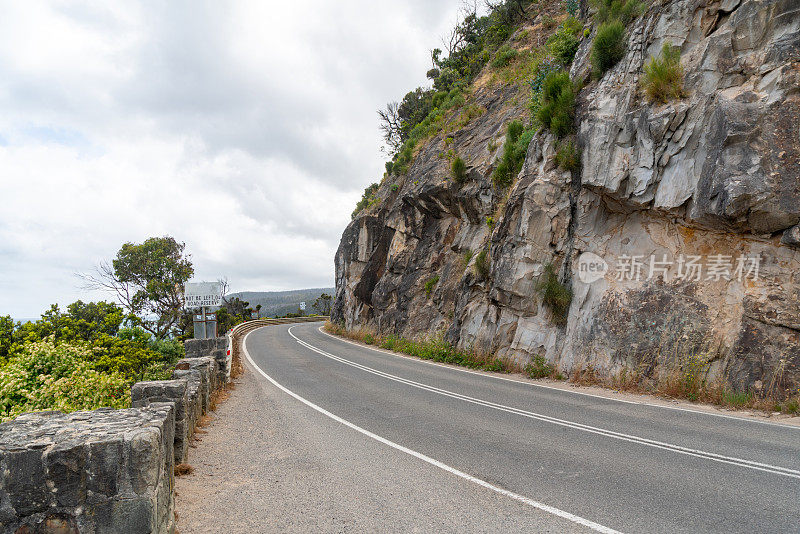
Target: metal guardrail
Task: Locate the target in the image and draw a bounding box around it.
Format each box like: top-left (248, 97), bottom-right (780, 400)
top-left (227, 316), bottom-right (330, 377)
top-left (230, 315), bottom-right (329, 337)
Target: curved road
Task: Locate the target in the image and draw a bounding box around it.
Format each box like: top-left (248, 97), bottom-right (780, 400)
top-left (189, 322), bottom-right (800, 533)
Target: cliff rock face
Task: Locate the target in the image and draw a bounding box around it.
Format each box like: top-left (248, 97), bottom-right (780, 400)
top-left (334, 0), bottom-right (800, 395)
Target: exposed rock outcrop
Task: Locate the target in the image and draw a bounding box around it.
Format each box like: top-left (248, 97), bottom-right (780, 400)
top-left (334, 0), bottom-right (800, 395)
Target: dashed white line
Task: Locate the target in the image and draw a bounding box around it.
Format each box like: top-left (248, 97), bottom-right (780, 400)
top-left (291, 326), bottom-right (800, 480)
top-left (317, 325), bottom-right (800, 430)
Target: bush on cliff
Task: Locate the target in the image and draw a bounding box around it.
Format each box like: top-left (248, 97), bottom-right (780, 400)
top-left (591, 0), bottom-right (645, 26)
top-left (537, 71), bottom-right (576, 138)
top-left (536, 263), bottom-right (572, 325)
top-left (547, 18), bottom-right (582, 66)
top-left (642, 42), bottom-right (684, 103)
top-left (591, 20), bottom-right (627, 76)
top-left (555, 137), bottom-right (581, 171)
top-left (352, 183), bottom-right (380, 218)
top-left (452, 156), bottom-right (468, 183)
top-left (492, 120), bottom-right (535, 187)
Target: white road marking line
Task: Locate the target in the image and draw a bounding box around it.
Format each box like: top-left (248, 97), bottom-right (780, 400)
top-left (289, 327), bottom-right (800, 480)
top-left (316, 325), bottom-right (800, 430)
top-left (242, 329), bottom-right (623, 534)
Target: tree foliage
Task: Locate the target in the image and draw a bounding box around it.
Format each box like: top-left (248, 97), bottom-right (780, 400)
top-left (82, 236), bottom-right (193, 339)
top-left (0, 300), bottom-right (185, 421)
top-left (312, 293), bottom-right (333, 315)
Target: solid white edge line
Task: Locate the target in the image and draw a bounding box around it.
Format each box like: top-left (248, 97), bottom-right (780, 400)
top-left (289, 327), bottom-right (800, 480)
top-left (242, 327), bottom-right (623, 534)
top-left (316, 325), bottom-right (800, 431)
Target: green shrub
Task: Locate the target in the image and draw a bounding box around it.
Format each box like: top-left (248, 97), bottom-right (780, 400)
top-left (564, 0), bottom-right (580, 17)
top-left (536, 263), bottom-right (572, 325)
top-left (555, 138), bottom-right (581, 171)
top-left (391, 184), bottom-right (400, 192)
top-left (548, 21), bottom-right (581, 65)
top-left (424, 275), bottom-right (440, 297)
top-left (537, 71), bottom-right (576, 138)
top-left (385, 161), bottom-right (394, 175)
top-left (452, 156), bottom-right (468, 183)
top-left (475, 249), bottom-right (490, 279)
top-left (592, 0), bottom-right (645, 26)
top-left (641, 42), bottom-right (684, 103)
top-left (0, 339), bottom-right (130, 422)
top-left (486, 216), bottom-right (494, 229)
top-left (491, 45), bottom-right (518, 68)
top-left (492, 120), bottom-right (535, 187)
top-left (525, 355), bottom-right (557, 379)
top-left (591, 20), bottom-right (626, 76)
top-left (462, 249), bottom-right (474, 268)
top-left (352, 183), bottom-right (380, 218)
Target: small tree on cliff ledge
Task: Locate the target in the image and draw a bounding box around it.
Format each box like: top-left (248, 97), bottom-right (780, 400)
top-left (81, 236), bottom-right (193, 339)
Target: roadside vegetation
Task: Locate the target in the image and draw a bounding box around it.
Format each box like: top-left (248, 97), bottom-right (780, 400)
top-left (1, 235), bottom-right (211, 422)
top-left (324, 321), bottom-right (514, 373)
top-left (0, 301), bottom-right (184, 422)
top-left (326, 320), bottom-right (800, 416)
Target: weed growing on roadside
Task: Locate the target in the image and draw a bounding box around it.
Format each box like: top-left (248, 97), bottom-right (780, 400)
top-left (525, 355), bottom-right (557, 379)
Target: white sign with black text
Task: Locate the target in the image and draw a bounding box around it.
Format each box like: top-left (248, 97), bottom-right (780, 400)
top-left (184, 282), bottom-right (222, 308)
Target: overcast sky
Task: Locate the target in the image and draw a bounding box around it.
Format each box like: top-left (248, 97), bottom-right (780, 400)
top-left (0, 0), bottom-right (464, 318)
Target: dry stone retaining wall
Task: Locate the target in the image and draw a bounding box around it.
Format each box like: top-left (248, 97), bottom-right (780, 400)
top-left (0, 318), bottom-right (327, 534)
top-left (0, 337), bottom-right (230, 534)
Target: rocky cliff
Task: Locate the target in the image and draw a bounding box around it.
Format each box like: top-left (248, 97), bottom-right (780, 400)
top-left (334, 0), bottom-right (800, 396)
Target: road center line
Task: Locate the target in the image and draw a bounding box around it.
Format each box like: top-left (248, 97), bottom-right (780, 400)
top-left (288, 326), bottom-right (800, 480)
top-left (243, 328), bottom-right (623, 534)
top-left (317, 325), bottom-right (800, 430)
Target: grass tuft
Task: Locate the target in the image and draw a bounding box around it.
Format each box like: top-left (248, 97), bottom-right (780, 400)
top-left (462, 249), bottom-right (474, 269)
top-left (591, 20), bottom-right (626, 77)
top-left (424, 275), bottom-right (440, 298)
top-left (475, 249), bottom-right (490, 280)
top-left (492, 120), bottom-right (535, 188)
top-left (641, 42), bottom-right (684, 103)
top-left (175, 464), bottom-right (194, 476)
top-left (536, 263), bottom-right (572, 325)
top-left (451, 156), bottom-right (468, 183)
top-left (537, 71), bottom-right (576, 139)
top-left (555, 137), bottom-right (581, 171)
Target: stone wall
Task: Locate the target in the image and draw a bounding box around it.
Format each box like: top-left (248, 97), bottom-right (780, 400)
top-left (0, 336), bottom-right (230, 534)
top-left (0, 405), bottom-right (176, 534)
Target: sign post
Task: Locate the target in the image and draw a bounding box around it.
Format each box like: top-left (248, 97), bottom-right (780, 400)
top-left (184, 282), bottom-right (222, 339)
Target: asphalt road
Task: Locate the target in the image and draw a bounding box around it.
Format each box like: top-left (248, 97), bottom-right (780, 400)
top-left (240, 322), bottom-right (800, 534)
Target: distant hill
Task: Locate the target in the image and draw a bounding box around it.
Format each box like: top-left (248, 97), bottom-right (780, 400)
top-left (227, 288), bottom-right (334, 317)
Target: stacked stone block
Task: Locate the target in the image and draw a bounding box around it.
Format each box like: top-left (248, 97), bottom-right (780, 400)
top-left (130, 380), bottom-right (191, 465)
top-left (184, 337), bottom-right (229, 385)
top-left (0, 404), bottom-right (175, 534)
top-left (0, 331), bottom-right (240, 533)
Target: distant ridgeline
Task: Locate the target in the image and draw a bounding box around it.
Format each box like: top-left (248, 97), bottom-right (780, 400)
top-left (229, 288), bottom-right (334, 317)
